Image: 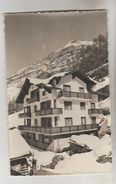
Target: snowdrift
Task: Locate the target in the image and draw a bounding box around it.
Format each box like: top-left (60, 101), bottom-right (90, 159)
top-left (71, 135), bottom-right (99, 150)
top-left (94, 134), bottom-right (112, 157)
top-left (41, 134), bottom-right (112, 174)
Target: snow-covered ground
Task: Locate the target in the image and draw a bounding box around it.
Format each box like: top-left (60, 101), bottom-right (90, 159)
top-left (50, 151), bottom-right (111, 174)
top-left (29, 134), bottom-right (112, 174)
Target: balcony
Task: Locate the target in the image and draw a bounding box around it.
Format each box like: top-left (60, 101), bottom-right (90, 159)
top-left (26, 97), bottom-right (39, 103)
top-left (58, 90), bottom-right (92, 99)
top-left (35, 108), bottom-right (62, 116)
top-left (18, 123), bottom-right (98, 135)
top-left (88, 109), bottom-right (103, 114)
top-left (19, 112), bottom-right (31, 118)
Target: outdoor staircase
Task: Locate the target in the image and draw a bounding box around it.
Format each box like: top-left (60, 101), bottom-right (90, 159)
top-left (20, 163), bottom-right (29, 176)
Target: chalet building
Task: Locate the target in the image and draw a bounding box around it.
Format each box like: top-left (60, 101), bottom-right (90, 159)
top-left (17, 71), bottom-right (103, 151)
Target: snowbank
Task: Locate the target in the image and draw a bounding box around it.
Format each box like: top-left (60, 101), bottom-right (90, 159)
top-left (71, 135), bottom-right (99, 150)
top-left (105, 115), bottom-right (111, 126)
top-left (30, 148), bottom-right (69, 170)
top-left (45, 151), bottom-right (111, 174)
top-left (9, 128), bottom-right (30, 159)
top-left (94, 134), bottom-right (112, 157)
top-left (98, 114), bottom-right (111, 129)
top-left (30, 148), bottom-right (56, 169)
top-left (40, 135), bottom-right (112, 174)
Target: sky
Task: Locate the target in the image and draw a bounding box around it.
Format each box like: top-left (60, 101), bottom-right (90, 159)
top-left (5, 11), bottom-right (107, 75)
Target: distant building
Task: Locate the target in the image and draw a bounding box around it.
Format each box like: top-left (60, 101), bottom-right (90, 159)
top-left (17, 71), bottom-right (103, 151)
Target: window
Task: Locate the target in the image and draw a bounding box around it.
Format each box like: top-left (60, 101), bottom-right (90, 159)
top-left (65, 118), bottom-right (73, 126)
top-left (81, 117), bottom-right (86, 125)
top-left (24, 119), bottom-right (26, 126)
top-left (91, 117), bottom-right (96, 124)
top-left (41, 100), bottom-right (51, 110)
top-left (36, 91), bottom-right (40, 101)
top-left (91, 103), bottom-right (95, 109)
top-left (54, 99), bottom-right (56, 108)
top-left (34, 105), bottom-right (37, 112)
top-left (41, 117), bottom-right (52, 127)
top-left (54, 117), bottom-right (58, 126)
top-left (35, 133), bottom-right (39, 141)
top-left (64, 101), bottom-right (72, 110)
top-left (80, 102), bottom-right (86, 110)
top-left (27, 119), bottom-right (31, 126)
top-left (31, 89), bottom-right (39, 100)
top-left (42, 90), bottom-right (46, 96)
top-left (63, 85), bottom-right (71, 91)
top-left (34, 119), bottom-right (38, 127)
top-left (79, 87), bottom-right (84, 93)
top-left (24, 106), bottom-right (31, 113)
top-left (31, 90), bottom-right (35, 98)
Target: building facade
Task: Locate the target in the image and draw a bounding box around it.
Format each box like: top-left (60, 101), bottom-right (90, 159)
top-left (17, 71), bottom-right (103, 151)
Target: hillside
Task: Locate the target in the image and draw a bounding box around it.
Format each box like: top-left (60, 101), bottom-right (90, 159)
top-left (7, 35), bottom-right (109, 113)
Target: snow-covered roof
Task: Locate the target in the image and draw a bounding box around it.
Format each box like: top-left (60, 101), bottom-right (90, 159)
top-left (92, 76), bottom-right (109, 92)
top-left (28, 72), bottom-right (67, 86)
top-left (9, 128), bottom-right (30, 160)
top-left (64, 40), bottom-right (93, 48)
top-left (16, 70), bottom-right (96, 103)
top-left (98, 97), bottom-right (110, 110)
top-left (71, 135), bottom-right (99, 150)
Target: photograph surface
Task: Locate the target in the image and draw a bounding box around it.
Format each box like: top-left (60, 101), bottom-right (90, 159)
top-left (5, 10), bottom-right (112, 176)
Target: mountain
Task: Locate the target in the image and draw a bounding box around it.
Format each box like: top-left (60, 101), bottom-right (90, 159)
top-left (7, 36), bottom-right (109, 113)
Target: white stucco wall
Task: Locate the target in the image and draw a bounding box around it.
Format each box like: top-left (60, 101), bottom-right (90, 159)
top-left (57, 74), bottom-right (88, 93)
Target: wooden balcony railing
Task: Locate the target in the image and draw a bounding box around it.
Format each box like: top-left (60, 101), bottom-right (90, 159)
top-left (18, 123), bottom-right (98, 134)
top-left (35, 108), bottom-right (62, 116)
top-left (88, 109), bottom-right (103, 114)
top-left (58, 90), bottom-right (92, 99)
top-left (19, 112), bottom-right (31, 118)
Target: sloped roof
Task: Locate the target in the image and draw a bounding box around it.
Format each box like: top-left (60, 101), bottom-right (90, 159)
top-left (9, 128), bottom-right (30, 160)
top-left (16, 70), bottom-right (96, 103)
top-left (49, 70), bottom-right (96, 86)
top-left (16, 78), bottom-right (31, 103)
